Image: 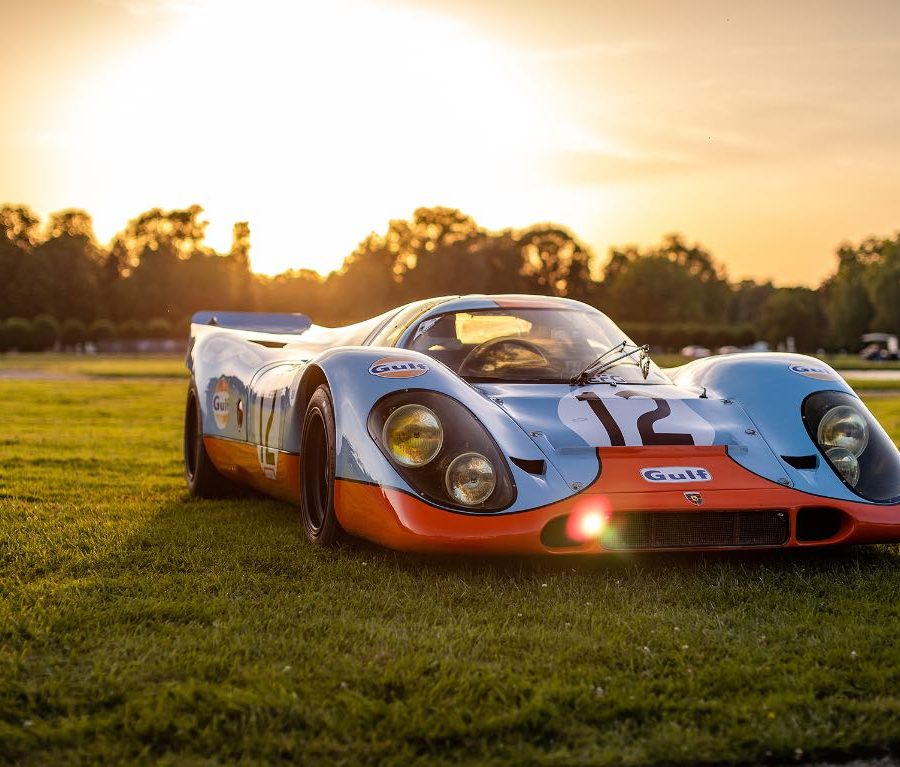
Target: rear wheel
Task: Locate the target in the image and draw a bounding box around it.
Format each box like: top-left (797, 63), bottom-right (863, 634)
top-left (184, 383), bottom-right (235, 497)
top-left (300, 385), bottom-right (344, 546)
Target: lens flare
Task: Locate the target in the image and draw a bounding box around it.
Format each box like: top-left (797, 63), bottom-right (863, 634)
top-left (565, 499), bottom-right (612, 542)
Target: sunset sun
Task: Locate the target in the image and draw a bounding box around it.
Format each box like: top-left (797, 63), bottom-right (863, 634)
top-left (64, 0), bottom-right (557, 274)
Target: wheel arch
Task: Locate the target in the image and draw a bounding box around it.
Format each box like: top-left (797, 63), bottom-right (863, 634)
top-left (296, 362), bottom-right (330, 426)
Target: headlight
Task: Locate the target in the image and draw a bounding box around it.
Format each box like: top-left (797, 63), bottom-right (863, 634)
top-left (824, 446), bottom-right (860, 487)
top-left (382, 404), bottom-right (443, 467)
top-left (817, 405), bottom-right (869, 457)
top-left (445, 452), bottom-right (496, 505)
top-left (368, 390), bottom-right (516, 511)
top-left (803, 391), bottom-right (900, 502)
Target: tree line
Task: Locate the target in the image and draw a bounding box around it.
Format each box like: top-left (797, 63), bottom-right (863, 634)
top-left (0, 203), bottom-right (897, 352)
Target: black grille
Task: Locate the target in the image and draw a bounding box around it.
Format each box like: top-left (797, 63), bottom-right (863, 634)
top-left (601, 510), bottom-right (789, 550)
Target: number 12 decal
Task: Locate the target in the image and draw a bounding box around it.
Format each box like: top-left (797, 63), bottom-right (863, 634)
top-left (560, 390), bottom-right (715, 448)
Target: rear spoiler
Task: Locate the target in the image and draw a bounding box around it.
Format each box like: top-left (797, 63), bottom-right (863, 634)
top-left (191, 311), bottom-right (312, 335)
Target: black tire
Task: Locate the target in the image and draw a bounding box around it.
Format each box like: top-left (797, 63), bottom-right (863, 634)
top-left (183, 382), bottom-right (236, 498)
top-left (300, 384), bottom-right (344, 546)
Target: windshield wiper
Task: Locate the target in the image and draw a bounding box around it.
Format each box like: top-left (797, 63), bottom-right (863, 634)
top-left (569, 341), bottom-right (651, 386)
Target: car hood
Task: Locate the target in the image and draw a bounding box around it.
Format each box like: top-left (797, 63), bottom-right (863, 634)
top-left (473, 381), bottom-right (792, 488)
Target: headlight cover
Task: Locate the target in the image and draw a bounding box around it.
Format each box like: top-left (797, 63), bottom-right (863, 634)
top-left (803, 391), bottom-right (900, 502)
top-left (445, 452), bottom-right (496, 505)
top-left (817, 405), bottom-right (868, 457)
top-left (369, 390), bottom-right (515, 512)
top-left (382, 404), bottom-right (443, 467)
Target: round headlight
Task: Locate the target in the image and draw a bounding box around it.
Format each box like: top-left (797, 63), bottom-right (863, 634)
top-left (825, 446), bottom-right (860, 487)
top-left (382, 405), bottom-right (443, 467)
top-left (445, 452), bottom-right (496, 506)
top-left (817, 405), bottom-right (869, 457)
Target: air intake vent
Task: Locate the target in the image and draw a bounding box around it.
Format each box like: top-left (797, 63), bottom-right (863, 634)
top-left (782, 454), bottom-right (818, 470)
top-left (602, 510), bottom-right (789, 550)
top-left (510, 457), bottom-right (545, 475)
top-left (796, 507), bottom-right (844, 542)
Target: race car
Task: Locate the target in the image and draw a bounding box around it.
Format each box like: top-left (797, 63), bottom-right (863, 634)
top-left (183, 294), bottom-right (900, 553)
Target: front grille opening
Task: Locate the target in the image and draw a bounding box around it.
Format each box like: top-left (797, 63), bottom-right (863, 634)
top-left (796, 507), bottom-right (845, 542)
top-left (601, 510), bottom-right (789, 550)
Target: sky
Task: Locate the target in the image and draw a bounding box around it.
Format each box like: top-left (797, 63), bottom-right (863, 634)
top-left (1, 0), bottom-right (899, 285)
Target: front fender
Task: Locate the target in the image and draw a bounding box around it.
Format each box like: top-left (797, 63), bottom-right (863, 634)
top-left (669, 352), bottom-right (873, 502)
top-left (305, 347), bottom-right (575, 513)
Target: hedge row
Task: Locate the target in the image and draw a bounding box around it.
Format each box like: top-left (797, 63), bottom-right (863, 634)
top-left (0, 316), bottom-right (188, 351)
top-left (619, 322), bottom-right (758, 352)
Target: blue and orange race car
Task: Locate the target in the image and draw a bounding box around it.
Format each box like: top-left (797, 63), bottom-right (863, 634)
top-left (183, 294), bottom-right (900, 553)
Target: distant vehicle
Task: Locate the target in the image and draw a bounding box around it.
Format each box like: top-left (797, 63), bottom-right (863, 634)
top-left (680, 345), bottom-right (711, 359)
top-left (860, 333), bottom-right (899, 361)
top-left (183, 294), bottom-right (900, 554)
top-left (716, 345), bottom-right (742, 355)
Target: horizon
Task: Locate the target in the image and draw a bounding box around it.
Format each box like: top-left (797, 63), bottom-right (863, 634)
top-left (2, 0), bottom-right (899, 286)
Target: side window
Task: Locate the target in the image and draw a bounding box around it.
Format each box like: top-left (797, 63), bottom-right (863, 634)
top-left (371, 299), bottom-right (450, 347)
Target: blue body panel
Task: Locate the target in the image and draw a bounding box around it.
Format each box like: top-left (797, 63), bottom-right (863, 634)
top-left (669, 353), bottom-right (865, 503)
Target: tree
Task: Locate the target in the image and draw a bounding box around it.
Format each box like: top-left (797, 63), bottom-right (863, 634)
top-left (0, 206), bottom-right (41, 318)
top-left (599, 235), bottom-right (729, 323)
top-left (516, 225), bottom-right (594, 298)
top-left (60, 318), bottom-right (88, 347)
top-left (727, 280), bottom-right (775, 326)
top-left (146, 317), bottom-right (173, 338)
top-left (861, 237), bottom-right (900, 333)
top-left (230, 221), bottom-right (251, 269)
top-left (759, 288), bottom-right (826, 351)
top-left (31, 315), bottom-right (59, 350)
top-left (88, 319), bottom-right (116, 342)
top-left (2, 317), bottom-right (33, 351)
top-left (111, 206), bottom-right (254, 321)
top-left (822, 240), bottom-right (880, 350)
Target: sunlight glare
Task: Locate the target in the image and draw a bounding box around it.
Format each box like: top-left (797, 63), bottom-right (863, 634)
top-left (68, 0), bottom-right (552, 274)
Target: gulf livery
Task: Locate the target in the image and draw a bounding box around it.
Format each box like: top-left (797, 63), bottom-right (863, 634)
top-left (183, 295), bottom-right (900, 553)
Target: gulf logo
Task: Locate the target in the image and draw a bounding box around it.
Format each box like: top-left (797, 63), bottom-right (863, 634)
top-left (789, 363), bottom-right (837, 381)
top-left (368, 357), bottom-right (430, 379)
top-left (212, 377), bottom-right (230, 429)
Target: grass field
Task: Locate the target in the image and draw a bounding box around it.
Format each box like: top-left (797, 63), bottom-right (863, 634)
top-left (0, 353), bottom-right (187, 379)
top-left (1, 362), bottom-right (900, 765)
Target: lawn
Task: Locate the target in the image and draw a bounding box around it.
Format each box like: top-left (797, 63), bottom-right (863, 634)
top-left (0, 353), bottom-right (187, 379)
top-left (1, 366), bottom-right (899, 765)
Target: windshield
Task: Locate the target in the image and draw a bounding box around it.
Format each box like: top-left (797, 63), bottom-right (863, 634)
top-left (405, 307), bottom-right (668, 384)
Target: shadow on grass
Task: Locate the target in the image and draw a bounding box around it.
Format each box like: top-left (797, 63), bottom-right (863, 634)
top-left (124, 489), bottom-right (900, 595)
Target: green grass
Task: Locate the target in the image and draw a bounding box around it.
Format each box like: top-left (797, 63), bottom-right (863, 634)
top-left (2, 367), bottom-right (900, 765)
top-left (0, 353), bottom-right (187, 379)
top-left (867, 397), bottom-right (900, 441)
top-left (844, 378), bottom-right (900, 392)
top-left (824, 354), bottom-right (900, 371)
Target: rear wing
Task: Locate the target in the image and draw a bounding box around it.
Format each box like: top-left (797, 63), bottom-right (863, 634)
top-left (191, 311), bottom-right (312, 335)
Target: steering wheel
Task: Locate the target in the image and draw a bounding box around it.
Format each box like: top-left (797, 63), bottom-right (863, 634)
top-left (458, 337), bottom-right (558, 377)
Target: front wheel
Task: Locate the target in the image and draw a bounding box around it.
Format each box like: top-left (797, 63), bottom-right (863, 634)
top-left (299, 385), bottom-right (345, 546)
